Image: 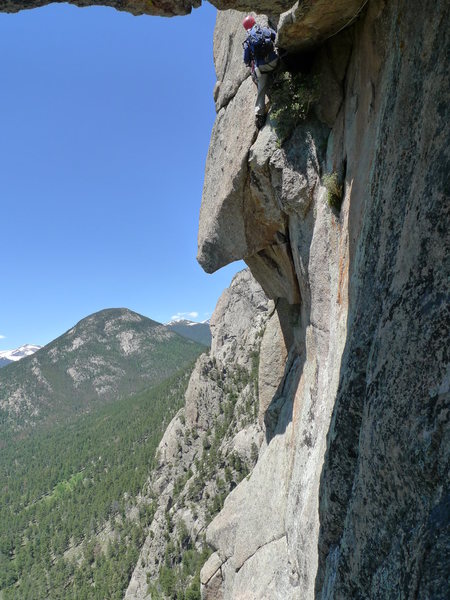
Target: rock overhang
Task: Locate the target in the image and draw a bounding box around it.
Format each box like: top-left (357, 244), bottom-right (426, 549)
top-left (0, 1), bottom-right (297, 17)
top-left (0, 0), bottom-right (200, 17)
top-left (0, 1), bottom-right (369, 52)
top-left (277, 0), bottom-right (368, 51)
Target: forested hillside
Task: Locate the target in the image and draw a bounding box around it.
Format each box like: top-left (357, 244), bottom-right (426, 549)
top-left (0, 308), bottom-right (207, 599)
top-left (0, 366), bottom-right (196, 599)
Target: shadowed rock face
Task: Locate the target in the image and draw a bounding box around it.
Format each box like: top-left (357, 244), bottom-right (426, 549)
top-left (198, 0), bottom-right (449, 598)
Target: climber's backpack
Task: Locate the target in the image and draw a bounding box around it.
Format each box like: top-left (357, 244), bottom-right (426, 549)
top-left (247, 26), bottom-right (274, 61)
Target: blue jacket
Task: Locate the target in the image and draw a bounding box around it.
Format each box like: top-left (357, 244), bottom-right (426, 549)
top-left (243, 25), bottom-right (277, 68)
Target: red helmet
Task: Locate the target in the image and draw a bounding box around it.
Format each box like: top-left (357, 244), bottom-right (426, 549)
top-left (243, 15), bottom-right (256, 30)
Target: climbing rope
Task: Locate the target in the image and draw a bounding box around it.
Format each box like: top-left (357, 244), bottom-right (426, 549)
top-left (323, 0), bottom-right (371, 43)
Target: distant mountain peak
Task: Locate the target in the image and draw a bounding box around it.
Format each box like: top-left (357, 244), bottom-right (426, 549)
top-left (75, 308), bottom-right (147, 327)
top-left (0, 344), bottom-right (42, 365)
top-left (167, 318), bottom-right (194, 326)
top-left (166, 319), bottom-right (211, 346)
top-left (0, 308), bottom-right (205, 432)
top-left (166, 318), bottom-right (210, 326)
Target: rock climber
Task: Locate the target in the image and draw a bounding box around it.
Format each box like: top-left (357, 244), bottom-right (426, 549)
top-left (242, 15), bottom-right (279, 129)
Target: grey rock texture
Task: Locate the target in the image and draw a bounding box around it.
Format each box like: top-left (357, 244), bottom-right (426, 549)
top-left (197, 76), bottom-right (259, 273)
top-left (209, 268), bottom-right (270, 368)
top-left (212, 9), bottom-right (252, 112)
top-left (277, 0), bottom-right (368, 51)
top-left (257, 308), bottom-right (288, 426)
top-left (125, 270), bottom-right (271, 599)
top-left (198, 0), bottom-right (449, 598)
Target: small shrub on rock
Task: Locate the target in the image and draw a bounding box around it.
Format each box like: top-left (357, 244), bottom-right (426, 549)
top-left (322, 172), bottom-right (343, 210)
top-left (270, 70), bottom-right (319, 142)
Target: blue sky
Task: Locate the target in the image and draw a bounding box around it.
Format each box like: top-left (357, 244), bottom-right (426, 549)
top-left (0, 2), bottom-right (244, 349)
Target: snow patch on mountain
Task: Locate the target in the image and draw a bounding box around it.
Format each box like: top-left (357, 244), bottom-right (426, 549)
top-left (165, 320), bottom-right (212, 346)
top-left (166, 319), bottom-right (210, 327)
top-left (0, 344), bottom-right (42, 363)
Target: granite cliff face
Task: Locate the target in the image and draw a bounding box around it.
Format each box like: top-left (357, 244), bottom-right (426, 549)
top-left (197, 1), bottom-right (449, 599)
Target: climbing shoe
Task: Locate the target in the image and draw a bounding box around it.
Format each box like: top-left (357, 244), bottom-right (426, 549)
top-left (255, 113), bottom-right (266, 130)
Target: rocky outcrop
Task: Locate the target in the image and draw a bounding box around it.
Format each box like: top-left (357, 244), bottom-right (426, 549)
top-left (125, 270), bottom-right (274, 599)
top-left (198, 1), bottom-right (449, 598)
